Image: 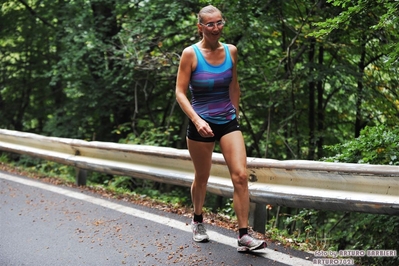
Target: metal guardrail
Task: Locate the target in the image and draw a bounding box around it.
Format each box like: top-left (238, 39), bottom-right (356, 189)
top-left (0, 129), bottom-right (398, 218)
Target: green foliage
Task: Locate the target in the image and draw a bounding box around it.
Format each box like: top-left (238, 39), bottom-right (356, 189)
top-left (345, 213), bottom-right (399, 266)
top-left (86, 172), bottom-right (191, 206)
top-left (320, 124), bottom-right (398, 265)
top-left (3, 154), bottom-right (76, 183)
top-left (135, 185), bottom-right (191, 206)
top-left (114, 123), bottom-right (182, 147)
top-left (268, 207), bottom-right (399, 265)
top-left (107, 176), bottom-right (141, 194)
top-left (218, 198), bottom-right (235, 218)
top-left (323, 124), bottom-right (399, 165)
top-left (263, 124), bottom-right (399, 265)
top-left (87, 171), bottom-right (114, 186)
top-left (311, 0), bottom-right (399, 63)
top-left (321, 124), bottom-right (399, 265)
top-left (0, 153), bottom-right (10, 163)
top-left (2, 0), bottom-right (399, 159)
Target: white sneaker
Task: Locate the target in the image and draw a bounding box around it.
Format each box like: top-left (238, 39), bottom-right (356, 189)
top-left (191, 221), bottom-right (209, 242)
top-left (237, 234), bottom-right (267, 252)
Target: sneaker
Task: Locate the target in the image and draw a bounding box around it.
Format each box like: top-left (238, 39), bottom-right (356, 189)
top-left (191, 221), bottom-right (209, 242)
top-left (237, 234), bottom-right (267, 252)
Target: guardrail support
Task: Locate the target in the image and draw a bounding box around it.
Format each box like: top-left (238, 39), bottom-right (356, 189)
top-left (75, 168), bottom-right (87, 186)
top-left (249, 202), bottom-right (267, 233)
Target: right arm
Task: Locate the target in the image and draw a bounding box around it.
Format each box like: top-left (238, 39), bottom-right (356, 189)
top-left (175, 47), bottom-right (214, 137)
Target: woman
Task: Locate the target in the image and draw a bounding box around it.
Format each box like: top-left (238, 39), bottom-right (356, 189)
top-left (175, 5), bottom-right (266, 252)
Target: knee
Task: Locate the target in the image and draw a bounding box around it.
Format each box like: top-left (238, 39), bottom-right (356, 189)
top-left (231, 171), bottom-right (248, 188)
top-left (193, 174), bottom-right (210, 188)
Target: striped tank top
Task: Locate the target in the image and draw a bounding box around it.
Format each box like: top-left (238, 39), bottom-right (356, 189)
top-left (189, 43), bottom-right (236, 124)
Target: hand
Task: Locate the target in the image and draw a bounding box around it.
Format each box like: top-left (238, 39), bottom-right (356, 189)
top-left (195, 119), bottom-right (214, 138)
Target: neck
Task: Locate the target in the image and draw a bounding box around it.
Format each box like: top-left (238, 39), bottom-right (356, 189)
top-left (200, 40), bottom-right (221, 51)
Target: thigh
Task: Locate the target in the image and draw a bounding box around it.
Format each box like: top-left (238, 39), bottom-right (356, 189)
top-left (187, 120), bottom-right (216, 142)
top-left (213, 118), bottom-right (240, 141)
top-left (187, 138), bottom-right (215, 177)
top-left (219, 131), bottom-right (247, 173)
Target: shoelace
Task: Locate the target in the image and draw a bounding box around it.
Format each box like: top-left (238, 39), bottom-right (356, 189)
top-left (196, 223), bottom-right (207, 234)
top-left (240, 235), bottom-right (256, 246)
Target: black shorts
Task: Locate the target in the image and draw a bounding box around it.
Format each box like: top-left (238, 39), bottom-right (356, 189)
top-left (187, 118), bottom-right (241, 142)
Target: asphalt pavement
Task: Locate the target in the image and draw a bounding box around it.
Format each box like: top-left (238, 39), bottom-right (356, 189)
top-left (0, 171), bottom-right (314, 266)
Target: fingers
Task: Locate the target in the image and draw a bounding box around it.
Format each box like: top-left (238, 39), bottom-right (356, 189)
top-left (202, 127), bottom-right (214, 137)
top-left (197, 121), bottom-right (214, 138)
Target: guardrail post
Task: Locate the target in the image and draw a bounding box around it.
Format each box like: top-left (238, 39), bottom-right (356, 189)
top-left (75, 168), bottom-right (87, 186)
top-left (249, 202), bottom-right (266, 233)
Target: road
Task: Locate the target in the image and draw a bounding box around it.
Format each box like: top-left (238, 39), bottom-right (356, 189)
top-left (0, 171), bottom-right (314, 266)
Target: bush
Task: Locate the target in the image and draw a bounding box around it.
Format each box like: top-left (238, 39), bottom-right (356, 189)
top-left (320, 124), bottom-right (399, 265)
top-left (323, 124), bottom-right (399, 165)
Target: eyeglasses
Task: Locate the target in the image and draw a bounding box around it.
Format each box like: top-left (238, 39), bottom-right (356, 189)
top-left (200, 20), bottom-right (225, 29)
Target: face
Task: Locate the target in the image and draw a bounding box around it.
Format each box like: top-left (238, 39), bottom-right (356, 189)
top-left (198, 12), bottom-right (224, 40)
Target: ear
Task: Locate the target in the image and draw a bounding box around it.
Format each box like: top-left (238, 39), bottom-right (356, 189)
top-left (197, 23), bottom-right (203, 37)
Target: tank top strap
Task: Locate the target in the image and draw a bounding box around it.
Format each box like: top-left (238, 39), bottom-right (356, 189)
top-left (191, 44), bottom-right (207, 72)
top-left (191, 43), bottom-right (232, 73)
top-left (222, 43), bottom-right (232, 67)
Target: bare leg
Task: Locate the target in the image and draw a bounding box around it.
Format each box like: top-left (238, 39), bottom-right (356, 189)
top-left (220, 131), bottom-right (249, 229)
top-left (187, 138), bottom-right (215, 216)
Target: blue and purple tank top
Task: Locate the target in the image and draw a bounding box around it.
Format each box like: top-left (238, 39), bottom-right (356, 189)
top-left (189, 43), bottom-right (236, 124)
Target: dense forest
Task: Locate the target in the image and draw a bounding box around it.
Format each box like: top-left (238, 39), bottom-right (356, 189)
top-left (1, 1), bottom-right (399, 265)
top-left (1, 0), bottom-right (398, 160)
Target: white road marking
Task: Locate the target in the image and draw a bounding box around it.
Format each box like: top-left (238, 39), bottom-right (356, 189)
top-left (1, 173), bottom-right (313, 266)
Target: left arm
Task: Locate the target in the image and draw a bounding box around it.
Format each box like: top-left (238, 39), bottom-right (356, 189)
top-left (228, 44), bottom-right (240, 119)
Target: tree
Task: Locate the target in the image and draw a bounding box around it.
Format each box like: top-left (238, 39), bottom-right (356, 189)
top-left (1, 0), bottom-right (398, 159)
top-left (311, 0), bottom-right (399, 137)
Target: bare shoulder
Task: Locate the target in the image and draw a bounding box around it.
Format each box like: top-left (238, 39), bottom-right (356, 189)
top-left (226, 44), bottom-right (238, 64)
top-left (181, 45), bottom-right (195, 59)
top-left (226, 43), bottom-right (238, 54)
top-left (179, 45), bottom-right (197, 71)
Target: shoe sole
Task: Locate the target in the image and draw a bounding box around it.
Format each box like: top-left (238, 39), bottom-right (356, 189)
top-left (193, 237), bottom-right (209, 242)
top-left (237, 241), bottom-right (267, 252)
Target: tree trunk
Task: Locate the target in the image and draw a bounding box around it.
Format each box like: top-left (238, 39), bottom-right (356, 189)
top-left (308, 37), bottom-right (316, 160)
top-left (317, 45), bottom-right (325, 159)
top-left (355, 42), bottom-right (366, 138)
